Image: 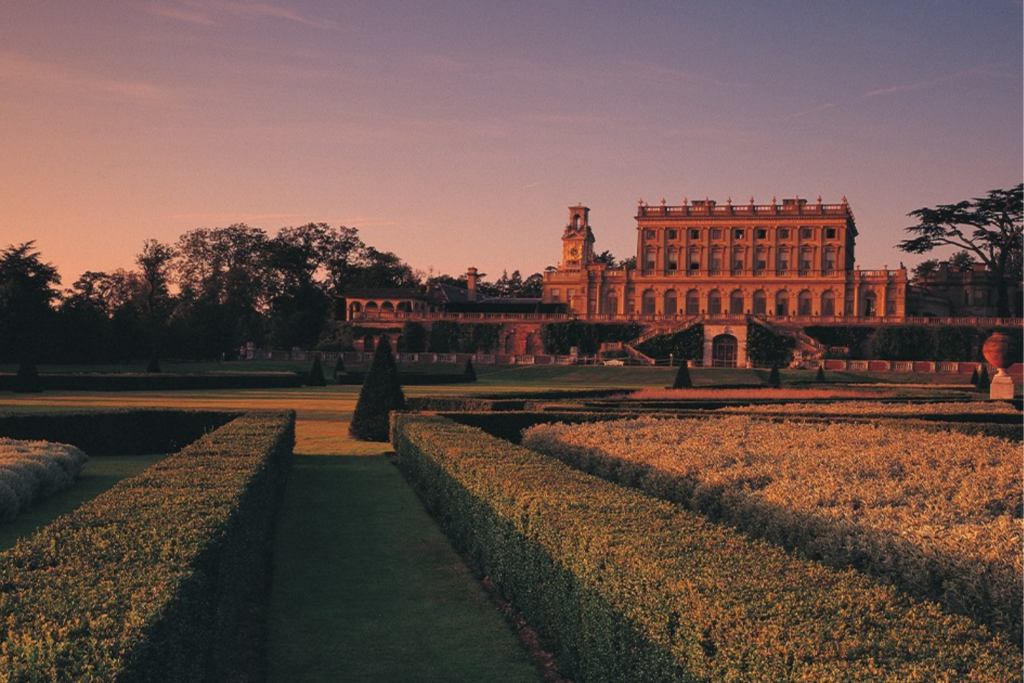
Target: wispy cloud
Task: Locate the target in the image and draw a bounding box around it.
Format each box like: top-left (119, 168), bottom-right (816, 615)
top-left (148, 0), bottom-right (345, 31)
top-left (782, 102), bottom-right (839, 121)
top-left (863, 66), bottom-right (1018, 98)
top-left (0, 53), bottom-right (176, 104)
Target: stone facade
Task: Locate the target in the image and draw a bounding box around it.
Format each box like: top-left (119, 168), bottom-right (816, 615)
top-left (543, 198), bottom-right (908, 322)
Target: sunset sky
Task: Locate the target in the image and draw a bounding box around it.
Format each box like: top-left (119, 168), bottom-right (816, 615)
top-left (2, 1), bottom-right (1021, 287)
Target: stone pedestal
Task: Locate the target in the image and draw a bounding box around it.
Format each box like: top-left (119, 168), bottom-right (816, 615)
top-left (990, 373), bottom-right (1015, 400)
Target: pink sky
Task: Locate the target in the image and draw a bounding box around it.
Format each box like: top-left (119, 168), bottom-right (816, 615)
top-left (2, 1), bottom-right (1021, 286)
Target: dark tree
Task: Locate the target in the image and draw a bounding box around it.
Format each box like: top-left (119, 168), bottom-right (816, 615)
top-left (815, 365), bottom-right (826, 383)
top-left (977, 365), bottom-right (990, 391)
top-left (0, 242), bottom-right (61, 366)
top-left (349, 336), bottom-right (406, 441)
top-left (767, 363), bottom-right (782, 388)
top-left (334, 356), bottom-right (345, 380)
top-left (464, 358), bottom-right (477, 381)
top-left (306, 356), bottom-right (327, 386)
top-left (969, 366), bottom-right (979, 386)
top-left (898, 185), bottom-right (1022, 317)
top-left (672, 360), bottom-right (692, 389)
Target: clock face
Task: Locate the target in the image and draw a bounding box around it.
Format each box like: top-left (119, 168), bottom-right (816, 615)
top-left (569, 246), bottom-right (580, 257)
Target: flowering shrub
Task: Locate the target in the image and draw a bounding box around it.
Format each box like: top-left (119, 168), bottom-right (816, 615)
top-left (720, 400), bottom-right (1020, 415)
top-left (625, 387), bottom-right (892, 400)
top-left (0, 438), bottom-right (88, 521)
top-left (393, 414), bottom-right (1019, 680)
top-left (523, 416), bottom-right (1023, 642)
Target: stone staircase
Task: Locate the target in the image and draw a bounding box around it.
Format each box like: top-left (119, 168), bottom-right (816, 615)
top-left (624, 315), bottom-right (704, 365)
top-left (748, 316), bottom-right (827, 361)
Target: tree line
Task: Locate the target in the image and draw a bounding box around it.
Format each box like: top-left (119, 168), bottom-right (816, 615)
top-left (0, 223), bottom-right (541, 365)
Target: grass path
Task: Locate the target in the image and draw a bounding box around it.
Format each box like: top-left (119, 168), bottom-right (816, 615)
top-left (0, 387), bottom-right (539, 681)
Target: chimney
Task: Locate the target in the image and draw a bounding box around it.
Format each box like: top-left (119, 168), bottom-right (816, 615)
top-left (466, 267), bottom-right (478, 302)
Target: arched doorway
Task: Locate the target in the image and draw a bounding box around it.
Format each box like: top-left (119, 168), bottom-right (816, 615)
top-left (711, 334), bottom-right (738, 368)
top-left (685, 289), bottom-right (700, 316)
top-left (729, 289), bottom-right (744, 315)
top-left (707, 289), bottom-right (722, 315)
top-left (664, 290), bottom-right (678, 316)
top-left (642, 289), bottom-right (657, 315)
top-left (752, 290), bottom-right (767, 316)
top-left (821, 291), bottom-right (835, 316)
top-left (775, 290), bottom-right (789, 316)
top-left (504, 332), bottom-right (517, 355)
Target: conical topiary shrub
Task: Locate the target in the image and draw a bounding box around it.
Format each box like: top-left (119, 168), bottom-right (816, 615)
top-left (977, 364), bottom-right (990, 391)
top-left (815, 364), bottom-right (826, 383)
top-left (146, 357), bottom-right (162, 374)
top-left (672, 359), bottom-right (692, 389)
top-left (307, 356), bottom-right (327, 387)
top-left (13, 362), bottom-right (42, 393)
top-left (969, 366), bottom-right (979, 386)
top-left (464, 359), bottom-right (477, 382)
top-left (334, 356), bottom-right (346, 381)
top-left (767, 363), bottom-right (782, 389)
top-left (349, 336), bottom-right (406, 441)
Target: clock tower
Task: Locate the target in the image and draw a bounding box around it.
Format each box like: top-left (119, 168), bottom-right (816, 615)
top-left (561, 205), bottom-right (594, 270)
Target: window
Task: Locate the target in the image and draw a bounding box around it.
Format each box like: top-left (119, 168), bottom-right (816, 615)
top-left (710, 250), bottom-right (723, 273)
top-left (667, 249), bottom-right (678, 271)
top-left (798, 290), bottom-right (812, 316)
top-left (688, 249), bottom-right (700, 272)
top-left (801, 227), bottom-right (813, 239)
top-left (664, 290), bottom-right (677, 316)
top-left (645, 229), bottom-right (656, 239)
top-left (550, 289), bottom-right (560, 302)
top-left (775, 290), bottom-right (789, 316)
top-left (733, 228), bottom-right (745, 239)
top-left (567, 288), bottom-right (576, 298)
top-left (825, 227), bottom-right (837, 239)
top-left (778, 250), bottom-right (790, 273)
top-left (642, 290), bottom-right (656, 315)
top-left (711, 228), bottom-right (723, 239)
top-left (821, 291), bottom-right (835, 316)
top-left (778, 228), bottom-right (790, 239)
top-left (689, 229), bottom-right (701, 240)
top-left (645, 250), bottom-right (656, 270)
top-left (800, 247), bottom-right (813, 274)
top-left (753, 290), bottom-right (767, 315)
top-left (756, 228), bottom-right (768, 239)
top-left (755, 249), bottom-right (768, 272)
top-left (667, 229), bottom-right (678, 240)
top-left (823, 250), bottom-right (836, 273)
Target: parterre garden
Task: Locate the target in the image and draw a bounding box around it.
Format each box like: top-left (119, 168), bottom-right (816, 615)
top-left (0, 364), bottom-right (1020, 681)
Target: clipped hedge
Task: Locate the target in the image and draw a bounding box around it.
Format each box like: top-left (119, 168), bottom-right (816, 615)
top-left (336, 371), bottom-right (475, 386)
top-left (0, 372), bottom-right (304, 392)
top-left (0, 411), bottom-right (295, 681)
top-left (634, 325), bottom-right (703, 360)
top-left (391, 415), bottom-right (1019, 681)
top-left (0, 409), bottom-right (238, 455)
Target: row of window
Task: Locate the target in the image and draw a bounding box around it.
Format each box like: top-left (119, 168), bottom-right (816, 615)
top-left (642, 226), bottom-right (840, 241)
top-left (614, 289), bottom-right (894, 317)
top-left (645, 248), bottom-right (839, 273)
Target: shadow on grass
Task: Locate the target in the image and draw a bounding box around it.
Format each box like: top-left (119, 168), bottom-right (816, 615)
top-left (267, 454), bottom-right (537, 683)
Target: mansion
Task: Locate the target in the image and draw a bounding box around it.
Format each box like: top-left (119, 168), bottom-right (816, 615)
top-left (541, 198), bottom-right (907, 321)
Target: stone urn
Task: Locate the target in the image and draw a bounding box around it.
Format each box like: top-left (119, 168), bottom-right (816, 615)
top-left (981, 332), bottom-right (1017, 399)
top-left (982, 332), bottom-right (1015, 375)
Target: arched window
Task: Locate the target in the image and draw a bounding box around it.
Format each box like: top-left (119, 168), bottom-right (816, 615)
top-left (821, 291), bottom-right (835, 316)
top-left (729, 289), bottom-right (744, 315)
top-left (685, 289), bottom-right (700, 316)
top-left (664, 290), bottom-right (678, 316)
top-left (752, 290), bottom-right (767, 316)
top-left (707, 289), bottom-right (722, 315)
top-left (381, 301), bottom-right (395, 314)
top-left (397, 301), bottom-right (411, 312)
top-left (572, 214), bottom-right (581, 229)
top-left (775, 290), bottom-right (789, 316)
top-left (365, 302), bottom-right (379, 313)
top-left (798, 290), bottom-right (813, 316)
top-left (642, 289), bottom-right (657, 315)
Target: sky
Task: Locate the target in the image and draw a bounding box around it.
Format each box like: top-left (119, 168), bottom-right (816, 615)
top-left (1, 0), bottom-right (1021, 287)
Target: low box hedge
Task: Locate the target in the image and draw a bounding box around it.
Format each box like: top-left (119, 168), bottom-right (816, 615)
top-left (336, 372), bottom-right (474, 386)
top-left (391, 414), bottom-right (1019, 682)
top-left (0, 409), bottom-right (239, 455)
top-left (0, 410), bottom-right (295, 681)
top-left (0, 372), bottom-right (304, 392)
